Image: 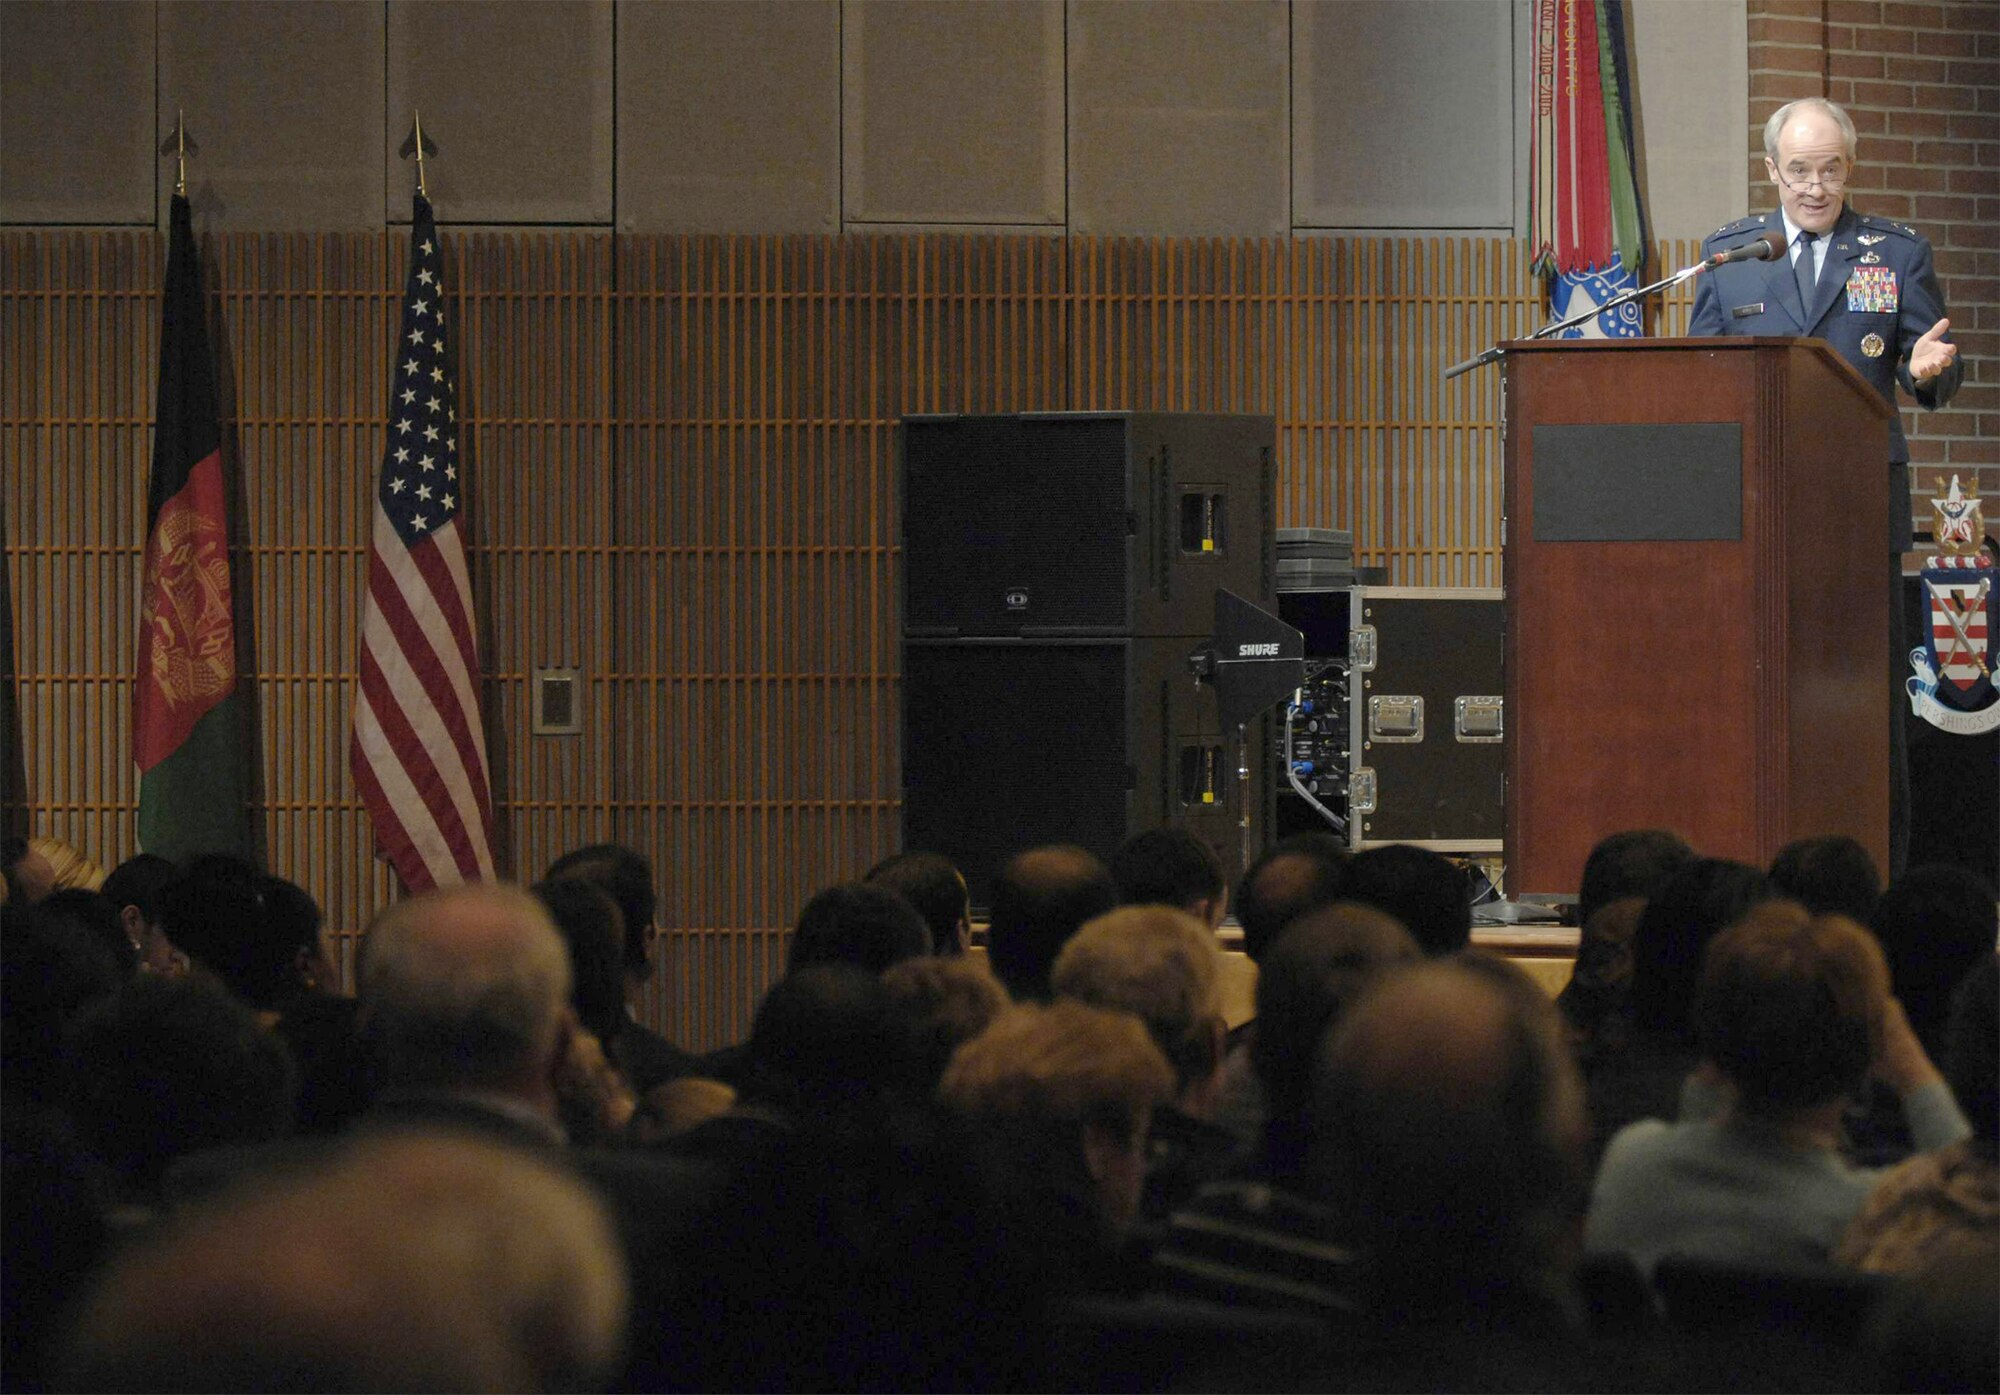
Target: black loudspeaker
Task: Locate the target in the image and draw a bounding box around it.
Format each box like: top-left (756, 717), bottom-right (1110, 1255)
top-left (899, 413), bottom-right (1276, 906)
top-left (901, 412), bottom-right (1274, 638)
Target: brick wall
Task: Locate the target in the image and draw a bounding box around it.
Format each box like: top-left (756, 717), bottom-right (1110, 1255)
top-left (1748, 0), bottom-right (1996, 528)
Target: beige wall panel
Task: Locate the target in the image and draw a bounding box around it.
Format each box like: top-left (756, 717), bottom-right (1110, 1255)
top-left (0, 1), bottom-right (155, 224)
top-left (158, 1), bottom-right (384, 230)
top-left (1294, 0), bottom-right (1517, 229)
top-left (385, 0), bottom-right (613, 224)
top-left (1626, 0), bottom-right (1748, 243)
top-left (617, 0), bottom-right (839, 234)
top-left (1067, 0), bottom-right (1288, 237)
top-left (842, 0), bottom-right (1065, 226)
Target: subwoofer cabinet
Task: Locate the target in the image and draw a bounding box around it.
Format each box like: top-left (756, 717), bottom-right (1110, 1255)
top-left (1274, 587), bottom-right (1504, 851)
top-left (899, 412), bottom-right (1276, 907)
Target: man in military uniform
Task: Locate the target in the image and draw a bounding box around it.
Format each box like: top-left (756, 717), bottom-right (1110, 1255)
top-left (1689, 96), bottom-right (1962, 875)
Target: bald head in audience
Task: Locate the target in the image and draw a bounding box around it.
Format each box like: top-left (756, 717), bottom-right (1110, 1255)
top-left (62, 1132), bottom-right (627, 1393)
top-left (985, 845), bottom-right (1119, 1002)
top-left (359, 883), bottom-right (574, 1117)
top-left (1313, 954), bottom-right (1588, 1314)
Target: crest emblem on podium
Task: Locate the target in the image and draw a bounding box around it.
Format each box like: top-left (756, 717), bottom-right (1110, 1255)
top-left (1907, 475), bottom-right (1999, 734)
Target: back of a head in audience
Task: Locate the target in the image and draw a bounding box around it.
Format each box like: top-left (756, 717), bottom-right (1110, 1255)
top-left (533, 876), bottom-right (629, 1044)
top-left (985, 844), bottom-right (1119, 1002)
top-left (742, 962), bottom-right (902, 1112)
top-left (0, 900), bottom-right (125, 1108)
top-left (1234, 831), bottom-right (1351, 964)
top-left (1770, 834), bottom-right (1883, 922)
top-left (545, 842), bottom-right (656, 990)
top-left (789, 881), bottom-right (931, 974)
top-left (1629, 856), bottom-right (1775, 1042)
top-left (1109, 826), bottom-right (1228, 927)
top-left (1051, 904), bottom-right (1225, 1113)
top-left (866, 851), bottom-right (972, 957)
top-left (359, 883), bottom-right (573, 1110)
top-left (157, 857), bottom-right (332, 1012)
top-left (1575, 828), bottom-right (1694, 928)
top-left (35, 889), bottom-right (136, 983)
top-left (1251, 902), bottom-right (1420, 1170)
top-left (61, 1131), bottom-right (628, 1393)
top-left (101, 853), bottom-right (183, 976)
top-left (2, 836), bottom-right (57, 905)
top-left (67, 973), bottom-right (297, 1202)
top-left (1311, 953), bottom-right (1588, 1316)
top-left (1872, 865), bottom-right (1998, 1059)
top-left (1944, 955), bottom-right (1997, 1161)
top-left (1339, 843), bottom-right (1472, 956)
top-left (941, 999), bottom-right (1175, 1241)
top-left (881, 954), bottom-right (1010, 1095)
top-left (1696, 902), bottom-right (1883, 1118)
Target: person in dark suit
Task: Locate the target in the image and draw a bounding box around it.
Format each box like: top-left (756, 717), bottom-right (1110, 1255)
top-left (1689, 96), bottom-right (1962, 876)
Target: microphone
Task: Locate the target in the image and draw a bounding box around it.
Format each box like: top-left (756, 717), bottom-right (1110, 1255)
top-left (1706, 231), bottom-right (1786, 267)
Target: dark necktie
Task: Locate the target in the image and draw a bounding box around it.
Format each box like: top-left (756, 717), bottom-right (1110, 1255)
top-left (1794, 231), bottom-right (1819, 320)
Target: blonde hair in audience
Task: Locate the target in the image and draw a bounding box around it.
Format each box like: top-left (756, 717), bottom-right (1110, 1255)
top-left (1050, 904), bottom-right (1223, 1091)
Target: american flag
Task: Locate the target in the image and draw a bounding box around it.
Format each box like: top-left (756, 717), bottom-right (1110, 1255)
top-left (350, 193), bottom-right (497, 891)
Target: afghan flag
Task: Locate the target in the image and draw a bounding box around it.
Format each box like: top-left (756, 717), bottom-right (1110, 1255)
top-left (1529, 0), bottom-right (1649, 338)
top-left (134, 193), bottom-right (251, 863)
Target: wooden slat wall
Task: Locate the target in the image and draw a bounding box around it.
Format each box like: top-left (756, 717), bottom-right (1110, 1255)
top-left (1, 231), bottom-right (1700, 1049)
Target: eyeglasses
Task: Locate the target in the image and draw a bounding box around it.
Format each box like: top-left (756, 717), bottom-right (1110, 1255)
top-left (1775, 165), bottom-right (1849, 193)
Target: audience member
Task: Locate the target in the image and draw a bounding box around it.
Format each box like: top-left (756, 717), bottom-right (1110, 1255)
top-left (1052, 905), bottom-right (1235, 1218)
top-left (1232, 832), bottom-right (1351, 966)
top-left (1, 900), bottom-right (126, 1112)
top-left (943, 1000), bottom-right (1175, 1279)
top-left (62, 1132), bottom-right (629, 1393)
top-left (986, 844), bottom-right (1119, 1002)
top-left (1770, 834), bottom-right (1883, 922)
top-left (34, 888), bottom-right (136, 981)
top-left (866, 849), bottom-right (972, 956)
top-left (1837, 954), bottom-right (1997, 1274)
top-left (789, 880), bottom-right (932, 974)
top-left (1586, 905), bottom-right (1970, 1275)
top-left (545, 842), bottom-right (702, 1093)
top-left (1338, 843), bottom-right (1472, 956)
top-left (2, 1104), bottom-right (114, 1393)
top-left (67, 974), bottom-right (298, 1209)
top-left (1574, 829), bottom-right (1696, 931)
top-left (660, 964), bottom-right (1002, 1390)
top-left (1316, 954), bottom-right (1591, 1324)
top-left (1583, 856), bottom-right (1778, 1159)
top-left (357, 882), bottom-right (574, 1142)
top-left (1246, 903), bottom-right (1421, 1178)
top-left (1151, 903), bottom-right (1418, 1316)
top-left (2, 834), bottom-right (56, 905)
top-left (1109, 826), bottom-right (1228, 928)
top-left (881, 953), bottom-right (1011, 1095)
top-left (101, 851), bottom-right (184, 975)
top-left (1869, 864), bottom-right (1997, 1060)
top-left (534, 877), bottom-right (637, 1057)
top-left (1558, 829), bottom-right (1694, 1063)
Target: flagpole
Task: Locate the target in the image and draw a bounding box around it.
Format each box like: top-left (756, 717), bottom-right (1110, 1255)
top-left (158, 110), bottom-right (196, 198)
top-left (400, 111), bottom-right (438, 199)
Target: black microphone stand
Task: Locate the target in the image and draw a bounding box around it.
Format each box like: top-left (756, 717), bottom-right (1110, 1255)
top-left (1442, 255), bottom-right (1714, 381)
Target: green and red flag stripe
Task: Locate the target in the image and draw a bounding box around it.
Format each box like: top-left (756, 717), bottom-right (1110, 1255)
top-left (134, 193), bottom-right (251, 863)
top-left (1529, 0), bottom-right (1649, 337)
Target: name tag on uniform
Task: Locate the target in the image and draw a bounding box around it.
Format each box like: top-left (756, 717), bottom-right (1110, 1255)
top-left (1846, 267), bottom-right (1898, 313)
top-left (1731, 303), bottom-right (1764, 318)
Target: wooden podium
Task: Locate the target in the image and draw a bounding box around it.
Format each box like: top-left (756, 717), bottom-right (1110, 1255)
top-left (1501, 338), bottom-right (1893, 900)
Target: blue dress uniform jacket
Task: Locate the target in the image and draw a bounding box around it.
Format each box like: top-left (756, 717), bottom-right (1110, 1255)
top-left (1688, 206), bottom-right (1962, 549)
